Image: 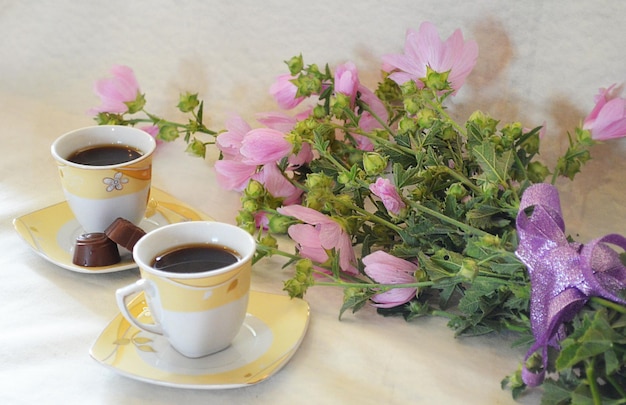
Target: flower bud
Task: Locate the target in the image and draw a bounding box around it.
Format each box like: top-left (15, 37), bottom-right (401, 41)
top-left (403, 97), bottom-right (420, 115)
top-left (480, 234), bottom-right (501, 247)
top-left (458, 258), bottom-right (478, 282)
top-left (286, 54), bottom-right (304, 75)
top-left (244, 180), bottom-right (265, 199)
top-left (416, 109), bottom-right (436, 129)
top-left (362, 152), bottom-right (388, 175)
top-left (468, 110), bottom-right (498, 136)
top-left (125, 92), bottom-right (146, 114)
top-left (398, 116), bottom-right (418, 133)
top-left (158, 125), bottom-right (180, 141)
top-left (313, 105), bottom-right (327, 119)
top-left (526, 161), bottom-right (550, 183)
top-left (421, 66), bottom-right (450, 91)
top-left (283, 259), bottom-right (314, 298)
top-left (520, 133), bottom-right (540, 155)
top-left (305, 172), bottom-right (334, 190)
top-left (501, 122), bottom-right (523, 140)
top-left (241, 199), bottom-right (259, 213)
top-left (446, 183), bottom-right (467, 200)
top-left (177, 92), bottom-right (200, 113)
top-left (184, 138), bottom-right (206, 158)
top-left (259, 234), bottom-right (278, 249)
top-left (268, 214), bottom-right (294, 234)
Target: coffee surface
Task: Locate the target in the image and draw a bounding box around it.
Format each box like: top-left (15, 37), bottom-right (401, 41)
top-left (67, 144), bottom-right (142, 165)
top-left (152, 243), bottom-right (240, 273)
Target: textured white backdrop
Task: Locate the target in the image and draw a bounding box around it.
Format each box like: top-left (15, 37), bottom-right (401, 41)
top-left (1, 2), bottom-right (625, 404)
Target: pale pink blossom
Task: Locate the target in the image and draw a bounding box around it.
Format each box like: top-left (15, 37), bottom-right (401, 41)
top-left (289, 142), bottom-right (315, 166)
top-left (214, 160), bottom-right (258, 191)
top-left (240, 128), bottom-right (293, 165)
top-left (286, 224), bottom-right (330, 264)
top-left (255, 164), bottom-right (303, 205)
top-left (278, 205), bottom-right (358, 274)
top-left (382, 22), bottom-right (478, 94)
top-left (216, 115), bottom-right (252, 160)
top-left (270, 74), bottom-right (305, 110)
top-left (256, 111), bottom-right (298, 133)
top-left (357, 84), bottom-right (389, 133)
top-left (254, 211), bottom-right (270, 230)
top-left (90, 65), bottom-right (141, 114)
top-left (335, 62), bottom-right (359, 105)
top-left (363, 250), bottom-right (418, 308)
top-left (369, 177), bottom-right (406, 215)
top-left (583, 84), bottom-right (626, 140)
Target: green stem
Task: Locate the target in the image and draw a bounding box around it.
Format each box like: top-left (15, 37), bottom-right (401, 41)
top-left (426, 98), bottom-right (467, 137)
top-left (314, 280), bottom-right (434, 289)
top-left (586, 360), bottom-right (602, 405)
top-left (132, 110), bottom-right (217, 136)
top-left (338, 200), bottom-right (403, 232)
top-left (407, 200), bottom-right (489, 237)
top-left (441, 166), bottom-right (481, 194)
top-left (357, 101), bottom-right (397, 136)
top-left (590, 297), bottom-right (626, 314)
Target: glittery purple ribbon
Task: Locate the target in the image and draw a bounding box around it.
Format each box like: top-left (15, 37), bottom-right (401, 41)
top-left (515, 183), bottom-right (626, 387)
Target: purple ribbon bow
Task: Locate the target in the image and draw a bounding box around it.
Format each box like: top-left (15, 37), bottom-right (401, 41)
top-left (515, 183), bottom-right (626, 387)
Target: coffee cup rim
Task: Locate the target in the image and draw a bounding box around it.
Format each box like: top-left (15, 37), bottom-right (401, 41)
top-left (51, 125), bottom-right (156, 169)
top-left (133, 221), bottom-right (256, 279)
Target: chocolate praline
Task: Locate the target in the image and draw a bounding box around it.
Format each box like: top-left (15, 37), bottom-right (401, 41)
top-left (73, 233), bottom-right (121, 267)
top-left (104, 217), bottom-right (146, 252)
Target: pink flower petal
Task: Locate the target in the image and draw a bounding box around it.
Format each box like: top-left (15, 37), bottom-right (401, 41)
top-left (214, 160), bottom-right (257, 191)
top-left (240, 128), bottom-right (293, 165)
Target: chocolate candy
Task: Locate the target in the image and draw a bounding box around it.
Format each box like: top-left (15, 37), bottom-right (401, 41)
top-left (105, 217), bottom-right (146, 252)
top-left (72, 233), bottom-right (121, 267)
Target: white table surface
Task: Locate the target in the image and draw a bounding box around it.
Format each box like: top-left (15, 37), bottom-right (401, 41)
top-left (1, 2), bottom-right (625, 404)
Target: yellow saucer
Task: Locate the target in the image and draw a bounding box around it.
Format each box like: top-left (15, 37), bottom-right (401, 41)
top-left (90, 290), bottom-right (310, 389)
top-left (12, 188), bottom-right (212, 273)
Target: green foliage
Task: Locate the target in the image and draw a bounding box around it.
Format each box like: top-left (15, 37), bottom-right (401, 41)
top-left (93, 51), bottom-right (618, 403)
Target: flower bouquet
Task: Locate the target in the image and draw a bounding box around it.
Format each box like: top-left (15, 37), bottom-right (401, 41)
top-left (91, 22), bottom-right (626, 403)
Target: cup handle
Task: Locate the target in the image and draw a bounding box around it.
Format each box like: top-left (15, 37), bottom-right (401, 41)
top-left (115, 279), bottom-right (164, 335)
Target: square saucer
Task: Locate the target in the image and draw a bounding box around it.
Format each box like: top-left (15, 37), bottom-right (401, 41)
top-left (90, 290), bottom-right (310, 389)
top-left (13, 188), bottom-right (212, 273)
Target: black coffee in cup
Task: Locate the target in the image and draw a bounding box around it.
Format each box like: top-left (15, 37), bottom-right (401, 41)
top-left (67, 144), bottom-right (143, 166)
top-left (151, 243), bottom-right (241, 273)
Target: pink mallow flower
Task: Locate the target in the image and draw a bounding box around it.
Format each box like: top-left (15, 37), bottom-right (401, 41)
top-left (255, 163), bottom-right (302, 206)
top-left (90, 65), bottom-right (141, 114)
top-left (255, 111), bottom-right (314, 166)
top-left (369, 177), bottom-right (406, 215)
top-left (363, 250), bottom-right (418, 308)
top-left (270, 74), bottom-right (305, 110)
top-left (278, 205), bottom-right (358, 274)
top-left (335, 62), bottom-right (359, 105)
top-left (240, 128), bottom-right (293, 166)
top-left (216, 115), bottom-right (252, 160)
top-left (382, 22), bottom-right (478, 94)
top-left (583, 84), bottom-right (626, 140)
top-left (214, 160), bottom-right (258, 192)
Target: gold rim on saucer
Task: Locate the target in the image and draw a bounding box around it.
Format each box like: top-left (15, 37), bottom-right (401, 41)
top-left (90, 290), bottom-right (310, 389)
top-left (12, 188), bottom-right (212, 273)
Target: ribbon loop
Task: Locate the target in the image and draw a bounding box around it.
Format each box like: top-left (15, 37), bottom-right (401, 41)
top-left (515, 184), bottom-right (626, 386)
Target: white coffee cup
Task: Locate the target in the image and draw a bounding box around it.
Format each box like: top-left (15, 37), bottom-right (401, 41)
top-left (51, 125), bottom-right (156, 233)
top-left (116, 221), bottom-right (256, 358)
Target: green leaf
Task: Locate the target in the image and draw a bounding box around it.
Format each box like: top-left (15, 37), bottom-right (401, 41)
top-left (339, 288), bottom-right (373, 319)
top-left (556, 309), bottom-right (626, 370)
top-left (466, 204), bottom-right (510, 229)
top-left (472, 141), bottom-right (513, 186)
top-left (540, 379), bottom-right (573, 405)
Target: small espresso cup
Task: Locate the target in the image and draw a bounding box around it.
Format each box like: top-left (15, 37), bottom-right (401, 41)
top-left (116, 221), bottom-right (256, 358)
top-left (51, 125), bottom-right (156, 233)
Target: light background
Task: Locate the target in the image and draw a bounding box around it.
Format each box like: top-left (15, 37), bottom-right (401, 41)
top-left (1, 1), bottom-right (625, 404)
